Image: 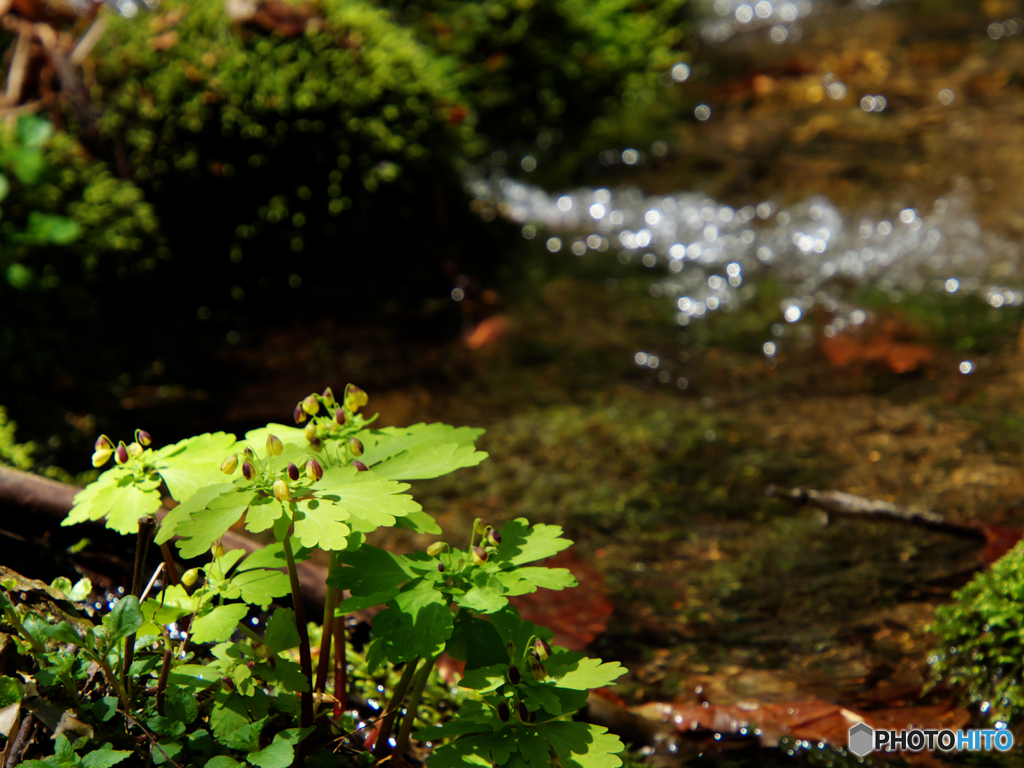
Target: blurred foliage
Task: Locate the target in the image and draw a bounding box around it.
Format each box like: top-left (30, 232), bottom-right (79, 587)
top-left (0, 405), bottom-right (35, 471)
top-left (0, 405), bottom-right (96, 486)
top-left (929, 539), bottom-right (1024, 724)
top-left (0, 116), bottom-right (163, 451)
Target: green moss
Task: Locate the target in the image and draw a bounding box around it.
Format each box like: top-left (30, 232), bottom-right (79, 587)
top-left (0, 406), bottom-right (35, 471)
top-left (930, 539), bottom-right (1024, 724)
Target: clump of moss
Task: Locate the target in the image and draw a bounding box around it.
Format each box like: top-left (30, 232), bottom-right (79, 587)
top-left (930, 539), bottom-right (1024, 724)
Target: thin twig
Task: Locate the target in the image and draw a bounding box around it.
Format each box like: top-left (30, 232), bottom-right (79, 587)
top-left (765, 485), bottom-right (987, 539)
top-left (69, 15), bottom-right (106, 66)
top-left (4, 29), bottom-right (32, 108)
top-left (139, 562), bottom-right (165, 603)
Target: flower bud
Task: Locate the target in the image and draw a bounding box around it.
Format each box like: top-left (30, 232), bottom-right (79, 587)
top-left (309, 437), bottom-right (323, 453)
top-left (345, 384), bottom-right (368, 412)
top-left (94, 435), bottom-right (114, 452)
top-left (135, 429), bottom-right (152, 447)
top-left (533, 637), bottom-right (551, 661)
top-left (529, 710), bottom-right (537, 724)
top-left (115, 442), bottom-right (129, 465)
top-left (488, 528), bottom-right (502, 546)
top-left (474, 518), bottom-right (488, 535)
top-left (302, 394), bottom-right (320, 415)
top-left (497, 702), bottom-right (510, 722)
top-left (426, 542), bottom-right (447, 557)
top-left (222, 677), bottom-right (235, 692)
top-left (437, 562), bottom-right (445, 573)
top-left (266, 434), bottom-right (283, 456)
top-left (334, 408), bottom-right (346, 425)
top-left (287, 462), bottom-right (300, 481)
top-left (273, 479), bottom-right (290, 501)
top-left (322, 387), bottom-right (336, 405)
top-left (353, 460), bottom-right (368, 472)
top-left (529, 658), bottom-right (547, 680)
top-left (293, 403), bottom-right (307, 424)
top-left (472, 546), bottom-right (488, 565)
top-left (242, 461), bottom-right (255, 480)
top-left (348, 437), bottom-right (364, 456)
top-left (242, 447), bottom-right (254, 459)
top-left (508, 665), bottom-right (521, 685)
top-left (212, 542), bottom-right (226, 559)
top-left (305, 458), bottom-right (323, 482)
top-left (247, 661), bottom-right (255, 670)
top-left (92, 449), bottom-right (113, 467)
top-left (252, 642), bottom-right (269, 660)
top-left (221, 454), bottom-right (239, 474)
top-left (127, 442), bottom-right (143, 458)
top-left (181, 568), bottom-right (199, 587)
top-left (304, 422), bottom-right (318, 443)
top-left (517, 703), bottom-right (529, 723)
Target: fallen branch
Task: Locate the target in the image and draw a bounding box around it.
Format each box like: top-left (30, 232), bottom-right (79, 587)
top-left (765, 484), bottom-right (987, 540)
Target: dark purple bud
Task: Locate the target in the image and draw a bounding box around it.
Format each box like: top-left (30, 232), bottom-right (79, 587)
top-left (305, 458), bottom-right (323, 481)
top-left (293, 403), bottom-right (307, 424)
top-left (242, 461), bottom-right (255, 480)
top-left (353, 460), bottom-right (368, 472)
top-left (287, 462), bottom-right (299, 481)
top-left (530, 658), bottom-right (548, 680)
top-left (488, 528), bottom-right (502, 545)
top-left (508, 666), bottom-right (520, 685)
top-left (247, 661), bottom-right (255, 670)
top-left (437, 562), bottom-right (445, 573)
top-left (222, 677), bottom-right (235, 692)
top-left (94, 434), bottom-right (114, 452)
top-left (322, 387), bottom-right (336, 404)
top-left (135, 429), bottom-right (152, 446)
top-left (349, 437), bottom-right (364, 456)
top-left (472, 546), bottom-right (488, 565)
top-left (497, 702), bottom-right (510, 722)
top-left (115, 442), bottom-right (129, 464)
top-left (334, 408), bottom-right (346, 425)
top-left (529, 710), bottom-right (537, 724)
top-left (517, 703), bottom-right (529, 722)
top-left (242, 447), bottom-right (255, 459)
top-left (310, 437), bottom-right (324, 453)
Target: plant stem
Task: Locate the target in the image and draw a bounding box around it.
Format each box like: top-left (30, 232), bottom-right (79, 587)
top-left (373, 658), bottom-right (420, 759)
top-left (156, 647), bottom-right (172, 716)
top-left (393, 654), bottom-right (437, 759)
top-left (332, 609), bottom-right (347, 713)
top-left (315, 554), bottom-right (339, 694)
top-left (159, 541), bottom-right (181, 586)
top-left (282, 523), bottom-right (314, 742)
top-left (123, 516), bottom-right (156, 691)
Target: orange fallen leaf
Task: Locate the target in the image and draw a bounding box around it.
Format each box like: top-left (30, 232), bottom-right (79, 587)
top-left (464, 315), bottom-right (508, 350)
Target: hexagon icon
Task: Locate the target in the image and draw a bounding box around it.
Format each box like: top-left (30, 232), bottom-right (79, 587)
top-left (848, 723), bottom-right (874, 757)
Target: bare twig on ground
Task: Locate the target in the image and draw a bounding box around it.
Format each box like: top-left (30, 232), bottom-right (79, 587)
top-left (765, 484), bottom-right (987, 540)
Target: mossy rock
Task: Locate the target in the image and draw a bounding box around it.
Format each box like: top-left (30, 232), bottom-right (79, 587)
top-left (930, 539), bottom-right (1024, 724)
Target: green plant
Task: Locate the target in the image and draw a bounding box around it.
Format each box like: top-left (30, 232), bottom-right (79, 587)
top-left (1, 383), bottom-right (626, 767)
top-left (929, 538), bottom-right (1024, 725)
